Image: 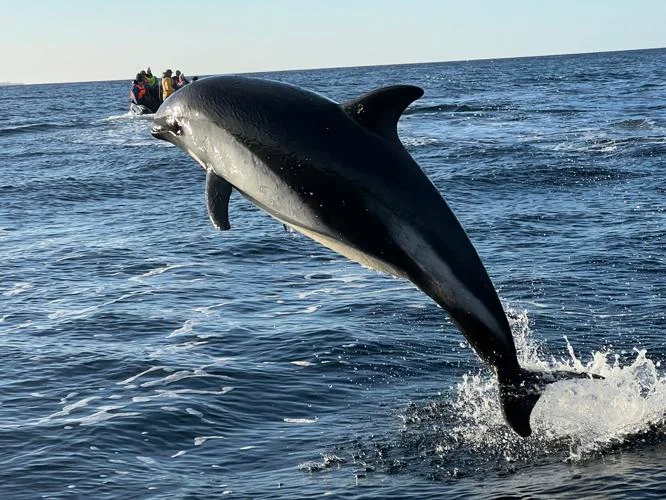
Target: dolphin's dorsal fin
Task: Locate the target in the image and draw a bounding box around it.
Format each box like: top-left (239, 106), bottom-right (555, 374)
top-left (342, 85), bottom-right (424, 144)
top-left (205, 170), bottom-right (233, 231)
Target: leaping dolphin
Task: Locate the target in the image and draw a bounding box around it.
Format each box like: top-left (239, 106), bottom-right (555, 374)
top-left (151, 76), bottom-right (594, 437)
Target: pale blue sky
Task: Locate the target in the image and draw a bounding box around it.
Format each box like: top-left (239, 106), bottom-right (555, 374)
top-left (3, 0), bottom-right (665, 84)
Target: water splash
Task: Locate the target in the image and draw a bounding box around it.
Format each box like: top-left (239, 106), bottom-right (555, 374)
top-left (299, 308), bottom-right (666, 481)
top-left (451, 308), bottom-right (666, 460)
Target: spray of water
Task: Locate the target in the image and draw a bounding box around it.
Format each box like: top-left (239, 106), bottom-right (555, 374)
top-left (301, 308), bottom-right (666, 478)
top-left (451, 308), bottom-right (666, 460)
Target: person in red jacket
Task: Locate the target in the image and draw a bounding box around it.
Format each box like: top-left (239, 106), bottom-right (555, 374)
top-left (130, 73), bottom-right (159, 113)
top-left (130, 74), bottom-right (146, 106)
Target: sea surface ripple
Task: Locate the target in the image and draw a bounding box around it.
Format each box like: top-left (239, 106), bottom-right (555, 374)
top-left (1, 48), bottom-right (665, 499)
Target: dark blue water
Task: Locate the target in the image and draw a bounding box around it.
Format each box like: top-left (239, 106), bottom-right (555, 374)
top-left (2, 48), bottom-right (665, 499)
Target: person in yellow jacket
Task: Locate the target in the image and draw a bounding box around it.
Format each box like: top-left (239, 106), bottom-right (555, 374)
top-left (161, 69), bottom-right (175, 101)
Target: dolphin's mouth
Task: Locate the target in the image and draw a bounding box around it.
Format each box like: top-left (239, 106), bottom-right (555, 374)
top-left (150, 123), bottom-right (166, 139)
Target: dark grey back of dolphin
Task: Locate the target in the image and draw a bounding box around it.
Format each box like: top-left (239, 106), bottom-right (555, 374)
top-left (151, 76), bottom-right (596, 437)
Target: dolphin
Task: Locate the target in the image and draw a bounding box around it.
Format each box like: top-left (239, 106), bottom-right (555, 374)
top-left (151, 76), bottom-right (595, 437)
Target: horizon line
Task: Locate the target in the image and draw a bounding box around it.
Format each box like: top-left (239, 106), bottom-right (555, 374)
top-left (10, 45), bottom-right (665, 86)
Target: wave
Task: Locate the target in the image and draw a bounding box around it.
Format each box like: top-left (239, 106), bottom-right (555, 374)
top-left (612, 118), bottom-right (656, 130)
top-left (401, 136), bottom-right (441, 147)
top-left (102, 112), bottom-right (154, 122)
top-left (2, 282), bottom-right (31, 297)
top-left (129, 263), bottom-right (190, 282)
top-left (404, 103), bottom-right (510, 115)
top-left (0, 122), bottom-right (82, 137)
top-left (551, 135), bottom-right (666, 158)
top-left (532, 108), bottom-right (588, 115)
top-left (1, 113), bottom-right (148, 141)
top-left (305, 308), bottom-right (666, 480)
top-left (443, 162), bottom-right (633, 193)
top-left (404, 103), bottom-right (587, 117)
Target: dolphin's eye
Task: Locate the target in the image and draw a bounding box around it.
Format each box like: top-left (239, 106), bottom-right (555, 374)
top-left (165, 115), bottom-right (183, 136)
top-left (169, 120), bottom-right (182, 136)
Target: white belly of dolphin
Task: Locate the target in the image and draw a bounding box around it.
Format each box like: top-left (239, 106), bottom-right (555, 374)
top-left (280, 220), bottom-right (408, 279)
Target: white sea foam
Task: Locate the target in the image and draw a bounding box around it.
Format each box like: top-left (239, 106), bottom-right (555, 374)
top-left (3, 282), bottom-right (31, 296)
top-left (119, 365), bottom-right (168, 385)
top-left (101, 112), bottom-right (134, 122)
top-left (45, 396), bottom-right (102, 420)
top-left (401, 136), bottom-right (441, 147)
top-left (48, 306), bottom-right (98, 321)
top-left (274, 305), bottom-right (320, 316)
top-left (284, 417), bottom-right (319, 424)
top-left (47, 291), bottom-right (147, 323)
top-left (35, 396), bottom-right (143, 427)
top-left (129, 263), bottom-right (188, 282)
top-left (2, 320), bottom-right (32, 333)
top-left (290, 360), bottom-right (315, 367)
top-left (193, 302), bottom-right (232, 314)
top-left (450, 307), bottom-right (666, 459)
top-left (78, 409), bottom-right (141, 426)
top-left (169, 319), bottom-right (200, 337)
top-left (194, 435), bottom-right (225, 446)
top-left (297, 288), bottom-right (336, 299)
top-left (150, 388), bottom-right (234, 399)
top-left (138, 369), bottom-right (212, 387)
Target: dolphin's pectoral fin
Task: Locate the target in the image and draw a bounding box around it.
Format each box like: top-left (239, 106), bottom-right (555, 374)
top-left (205, 170), bottom-right (233, 231)
top-left (342, 85), bottom-right (424, 144)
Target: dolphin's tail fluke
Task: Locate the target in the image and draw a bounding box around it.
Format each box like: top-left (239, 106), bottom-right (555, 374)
top-left (499, 368), bottom-right (601, 437)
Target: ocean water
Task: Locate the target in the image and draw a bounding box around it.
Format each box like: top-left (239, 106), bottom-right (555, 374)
top-left (1, 48), bottom-right (665, 499)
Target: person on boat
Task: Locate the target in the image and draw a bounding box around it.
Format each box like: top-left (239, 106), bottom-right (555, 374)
top-left (130, 73), bottom-right (159, 113)
top-left (144, 67), bottom-right (160, 102)
top-left (172, 70), bottom-right (181, 89)
top-left (176, 72), bottom-right (190, 89)
top-left (162, 69), bottom-right (175, 100)
top-left (130, 74), bottom-right (147, 109)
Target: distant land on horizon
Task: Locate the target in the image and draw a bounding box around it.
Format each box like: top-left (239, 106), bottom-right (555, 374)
top-left (0, 82), bottom-right (24, 86)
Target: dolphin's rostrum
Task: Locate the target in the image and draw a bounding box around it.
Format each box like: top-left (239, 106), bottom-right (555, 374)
top-left (151, 76), bottom-right (595, 437)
